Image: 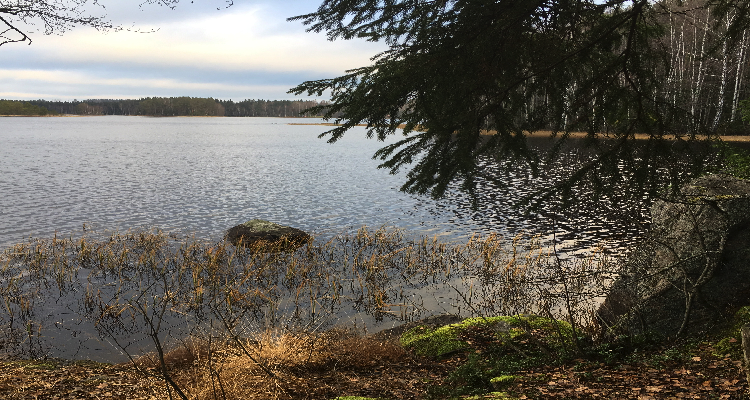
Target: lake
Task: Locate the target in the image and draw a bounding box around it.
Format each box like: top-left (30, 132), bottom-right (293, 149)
top-left (0, 116), bottom-right (636, 254)
top-left (0, 116), bottom-right (644, 362)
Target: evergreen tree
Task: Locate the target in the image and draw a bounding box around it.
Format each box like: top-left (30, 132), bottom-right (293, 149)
top-left (0, 100), bottom-right (56, 115)
top-left (289, 0), bottom-right (750, 208)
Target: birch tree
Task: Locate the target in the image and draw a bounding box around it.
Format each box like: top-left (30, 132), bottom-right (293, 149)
top-left (290, 0), bottom-right (750, 208)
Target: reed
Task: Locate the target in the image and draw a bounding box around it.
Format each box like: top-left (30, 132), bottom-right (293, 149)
top-left (0, 225), bottom-right (614, 398)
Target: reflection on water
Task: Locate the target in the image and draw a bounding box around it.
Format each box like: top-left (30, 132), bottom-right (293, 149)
top-left (0, 116), bottom-right (648, 362)
top-left (0, 227), bottom-right (612, 363)
top-left (0, 116), bottom-right (646, 256)
top-left (0, 116), bottom-right (480, 247)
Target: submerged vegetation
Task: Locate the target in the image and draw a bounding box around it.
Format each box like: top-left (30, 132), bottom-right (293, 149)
top-left (0, 227), bottom-right (611, 359)
top-left (0, 227), bottom-right (614, 398)
top-left (0, 227), bottom-right (746, 398)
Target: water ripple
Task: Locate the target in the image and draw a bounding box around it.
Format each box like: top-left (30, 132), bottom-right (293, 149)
top-left (0, 116), bottom-right (644, 254)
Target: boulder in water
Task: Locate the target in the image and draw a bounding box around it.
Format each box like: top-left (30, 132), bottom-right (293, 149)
top-left (225, 219), bottom-right (311, 250)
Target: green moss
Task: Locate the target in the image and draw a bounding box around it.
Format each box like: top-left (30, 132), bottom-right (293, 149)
top-left (73, 360), bottom-right (111, 368)
top-left (419, 315), bottom-right (576, 399)
top-left (400, 315), bottom-right (573, 358)
top-left (711, 306), bottom-right (750, 359)
top-left (731, 306), bottom-right (750, 330)
top-left (12, 360), bottom-right (60, 370)
top-left (490, 375), bottom-right (518, 389)
top-left (400, 325), bottom-right (464, 357)
top-left (400, 316), bottom-right (505, 358)
top-left (240, 219), bottom-right (285, 232)
top-left (460, 393), bottom-right (519, 400)
top-left (712, 141), bottom-right (750, 179)
top-left (713, 336), bottom-right (741, 359)
top-left (331, 397), bottom-right (385, 400)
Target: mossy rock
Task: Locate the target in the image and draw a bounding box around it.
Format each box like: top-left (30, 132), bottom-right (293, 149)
top-left (399, 314), bottom-right (573, 358)
top-left (225, 219), bottom-right (311, 251)
top-left (730, 306), bottom-right (750, 331)
top-left (371, 314), bottom-right (464, 343)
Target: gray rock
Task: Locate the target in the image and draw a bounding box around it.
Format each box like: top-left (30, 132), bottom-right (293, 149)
top-left (598, 174), bottom-right (750, 337)
top-left (225, 219), bottom-right (311, 250)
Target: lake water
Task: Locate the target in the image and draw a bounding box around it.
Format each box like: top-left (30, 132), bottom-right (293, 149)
top-left (0, 116), bottom-right (468, 247)
top-left (0, 116), bottom-right (638, 253)
top-left (0, 116), bottom-right (647, 362)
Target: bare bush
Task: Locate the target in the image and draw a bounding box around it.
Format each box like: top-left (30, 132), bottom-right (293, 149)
top-left (0, 225), bottom-right (616, 397)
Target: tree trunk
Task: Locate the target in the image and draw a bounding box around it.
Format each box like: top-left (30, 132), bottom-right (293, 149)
top-left (730, 30), bottom-right (748, 123)
top-left (742, 323), bottom-right (750, 384)
top-left (712, 39), bottom-right (729, 132)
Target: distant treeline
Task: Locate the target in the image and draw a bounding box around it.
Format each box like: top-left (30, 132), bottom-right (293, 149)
top-left (21, 97), bottom-right (333, 117)
top-left (0, 100), bottom-right (58, 116)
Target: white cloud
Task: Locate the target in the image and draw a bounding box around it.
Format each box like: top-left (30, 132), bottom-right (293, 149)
top-left (13, 4), bottom-right (383, 73)
top-left (0, 2), bottom-right (385, 99)
top-left (0, 69), bottom-right (279, 91)
top-left (0, 68), bottom-right (293, 100)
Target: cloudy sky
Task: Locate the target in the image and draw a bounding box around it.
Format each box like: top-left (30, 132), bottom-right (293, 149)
top-left (0, 0), bottom-right (386, 101)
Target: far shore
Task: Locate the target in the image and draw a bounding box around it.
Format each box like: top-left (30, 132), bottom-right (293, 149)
top-left (0, 114), bottom-right (322, 118)
top-left (290, 122), bottom-right (750, 142)
top-left (0, 114), bottom-right (63, 117)
top-left (4, 116), bottom-right (748, 142)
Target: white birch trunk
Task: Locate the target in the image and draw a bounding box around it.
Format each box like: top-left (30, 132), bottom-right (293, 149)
top-left (712, 38), bottom-right (729, 132)
top-left (731, 30), bottom-right (749, 123)
top-left (692, 8), bottom-right (710, 121)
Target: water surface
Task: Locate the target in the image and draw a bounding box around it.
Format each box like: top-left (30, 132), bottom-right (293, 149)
top-left (1, 116), bottom-right (479, 247)
top-left (0, 116), bottom-right (638, 253)
top-left (0, 116), bottom-right (644, 362)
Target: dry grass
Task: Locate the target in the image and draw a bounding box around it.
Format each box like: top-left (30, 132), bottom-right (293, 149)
top-left (1, 329), bottom-right (747, 399)
top-left (0, 326), bottom-right (450, 399)
top-left (0, 226), bottom-right (615, 398)
top-left (149, 329), bottom-right (443, 400)
top-left (0, 226), bottom-right (612, 359)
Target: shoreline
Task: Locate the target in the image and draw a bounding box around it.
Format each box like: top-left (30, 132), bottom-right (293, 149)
top-left (289, 122), bottom-right (750, 142)
top-left (0, 114), bottom-right (62, 117)
top-left (0, 115), bottom-right (321, 118)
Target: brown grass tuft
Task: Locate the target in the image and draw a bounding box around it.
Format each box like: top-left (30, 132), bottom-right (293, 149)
top-left (133, 337), bottom-right (212, 370)
top-left (147, 328), bottom-right (434, 400)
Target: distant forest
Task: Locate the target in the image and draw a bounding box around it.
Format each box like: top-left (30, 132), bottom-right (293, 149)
top-left (0, 97), bottom-right (334, 117)
top-left (0, 100), bottom-right (59, 116)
